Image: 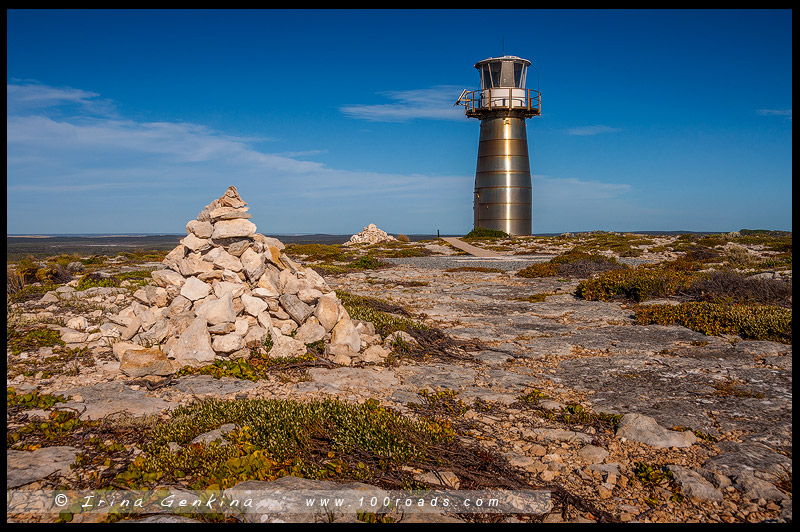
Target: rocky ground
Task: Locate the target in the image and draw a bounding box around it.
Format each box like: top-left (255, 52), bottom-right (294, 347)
top-left (6, 229), bottom-right (792, 523)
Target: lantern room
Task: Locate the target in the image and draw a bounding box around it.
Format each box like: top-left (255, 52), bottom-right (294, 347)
top-left (475, 55), bottom-right (530, 89)
top-left (457, 55), bottom-right (540, 117)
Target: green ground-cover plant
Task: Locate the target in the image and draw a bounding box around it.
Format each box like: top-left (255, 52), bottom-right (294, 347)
top-left (670, 426), bottom-right (718, 442)
top-left (518, 389), bottom-right (549, 405)
top-left (7, 387), bottom-right (68, 410)
top-left (336, 290), bottom-right (428, 336)
top-left (118, 397), bottom-right (456, 490)
top-left (8, 345), bottom-right (95, 379)
top-left (634, 302), bottom-right (791, 344)
top-left (176, 334), bottom-right (326, 381)
top-left (176, 351), bottom-right (318, 382)
top-left (8, 410), bottom-right (82, 449)
top-left (7, 326), bottom-right (65, 356)
top-left (535, 403), bottom-right (623, 429)
top-left (633, 461), bottom-right (673, 486)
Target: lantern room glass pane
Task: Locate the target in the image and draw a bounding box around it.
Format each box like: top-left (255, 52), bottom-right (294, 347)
top-left (514, 63), bottom-right (524, 87)
top-left (500, 62), bottom-right (516, 87)
top-left (490, 63), bottom-right (502, 87)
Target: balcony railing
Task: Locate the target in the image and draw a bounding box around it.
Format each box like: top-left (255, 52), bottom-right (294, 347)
top-left (457, 88), bottom-right (541, 117)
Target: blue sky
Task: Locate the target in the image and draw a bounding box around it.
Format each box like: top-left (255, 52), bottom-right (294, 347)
top-left (7, 9), bottom-right (792, 235)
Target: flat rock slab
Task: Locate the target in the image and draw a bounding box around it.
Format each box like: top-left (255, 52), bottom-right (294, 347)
top-left (169, 375), bottom-right (260, 396)
top-left (7, 446), bottom-right (80, 488)
top-left (616, 413), bottom-right (697, 448)
top-left (296, 367), bottom-right (400, 396)
top-left (704, 441), bottom-right (793, 480)
top-left (564, 324), bottom-right (710, 354)
top-left (55, 382), bottom-right (178, 419)
top-left (394, 364), bottom-right (478, 392)
top-left (553, 342), bottom-right (793, 452)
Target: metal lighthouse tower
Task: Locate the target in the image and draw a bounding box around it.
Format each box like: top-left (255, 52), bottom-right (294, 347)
top-left (456, 55), bottom-right (541, 236)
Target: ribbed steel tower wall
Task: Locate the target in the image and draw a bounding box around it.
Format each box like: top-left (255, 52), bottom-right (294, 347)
top-left (474, 112), bottom-right (532, 236)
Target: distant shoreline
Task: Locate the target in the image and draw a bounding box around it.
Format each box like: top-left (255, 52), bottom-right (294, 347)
top-left (7, 230), bottom-right (789, 260)
top-left (7, 230), bottom-right (746, 238)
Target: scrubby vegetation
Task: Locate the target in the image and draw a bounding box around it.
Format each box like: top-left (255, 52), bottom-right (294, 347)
top-left (463, 227), bottom-right (510, 240)
top-left (115, 397), bottom-right (457, 490)
top-left (684, 270), bottom-right (792, 308)
top-left (576, 268), bottom-right (695, 302)
top-left (517, 249), bottom-right (626, 279)
top-left (577, 258), bottom-right (792, 306)
top-left (634, 302), bottom-right (791, 344)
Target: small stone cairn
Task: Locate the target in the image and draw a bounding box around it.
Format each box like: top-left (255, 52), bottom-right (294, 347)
top-left (109, 186), bottom-right (388, 375)
top-left (344, 223), bottom-right (396, 246)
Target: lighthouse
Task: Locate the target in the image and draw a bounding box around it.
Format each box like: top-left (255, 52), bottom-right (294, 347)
top-left (456, 55), bottom-right (541, 236)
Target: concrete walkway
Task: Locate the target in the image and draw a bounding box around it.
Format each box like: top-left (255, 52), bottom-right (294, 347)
top-left (440, 237), bottom-right (504, 258)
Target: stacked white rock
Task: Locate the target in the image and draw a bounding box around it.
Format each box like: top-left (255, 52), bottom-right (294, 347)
top-left (106, 186), bottom-right (387, 373)
top-left (344, 223), bottom-right (396, 246)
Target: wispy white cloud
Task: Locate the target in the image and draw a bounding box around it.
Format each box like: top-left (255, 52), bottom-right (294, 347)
top-left (563, 125), bottom-right (622, 136)
top-left (756, 108), bottom-right (792, 120)
top-left (340, 85), bottom-right (466, 122)
top-left (6, 82), bottom-right (472, 233)
top-left (7, 82), bottom-right (115, 115)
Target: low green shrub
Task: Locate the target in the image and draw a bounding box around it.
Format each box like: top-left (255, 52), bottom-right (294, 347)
top-left (634, 302), bottom-right (792, 344)
top-left (349, 255), bottom-right (389, 270)
top-left (76, 273), bottom-right (120, 291)
top-left (463, 227), bottom-right (509, 239)
top-left (576, 268), bottom-right (696, 302)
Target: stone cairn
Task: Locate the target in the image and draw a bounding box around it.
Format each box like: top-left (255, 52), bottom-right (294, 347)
top-left (110, 186), bottom-right (390, 376)
top-left (344, 223), bottom-right (396, 246)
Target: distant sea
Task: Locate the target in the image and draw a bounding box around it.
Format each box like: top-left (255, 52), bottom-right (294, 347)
top-left (6, 233), bottom-right (429, 259)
